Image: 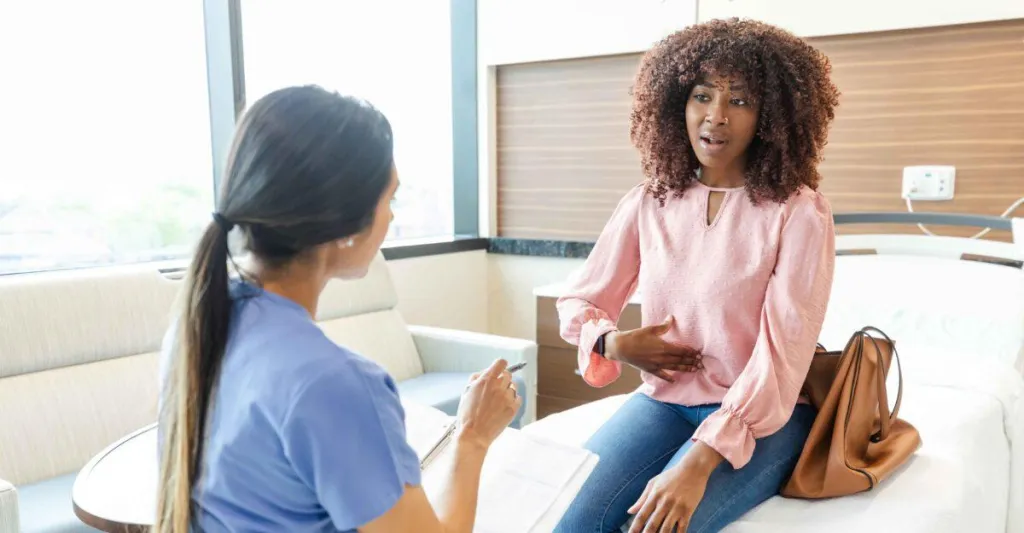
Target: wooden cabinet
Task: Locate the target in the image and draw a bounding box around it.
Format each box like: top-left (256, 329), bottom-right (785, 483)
top-left (535, 294), bottom-right (644, 419)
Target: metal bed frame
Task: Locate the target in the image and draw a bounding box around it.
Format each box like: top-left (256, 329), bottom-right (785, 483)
top-left (833, 212), bottom-right (1024, 264)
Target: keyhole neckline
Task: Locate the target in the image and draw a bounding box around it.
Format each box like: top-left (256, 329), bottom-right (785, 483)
top-left (701, 187), bottom-right (733, 230)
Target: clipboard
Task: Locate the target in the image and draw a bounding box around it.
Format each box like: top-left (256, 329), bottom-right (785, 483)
top-left (420, 420), bottom-right (457, 470)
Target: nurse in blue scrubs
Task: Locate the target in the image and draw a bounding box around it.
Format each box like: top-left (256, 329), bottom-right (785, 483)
top-left (156, 85), bottom-right (520, 533)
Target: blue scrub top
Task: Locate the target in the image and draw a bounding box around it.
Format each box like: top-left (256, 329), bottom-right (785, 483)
top-left (158, 281), bottom-right (422, 532)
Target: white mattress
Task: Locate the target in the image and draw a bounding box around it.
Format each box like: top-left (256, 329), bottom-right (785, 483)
top-left (523, 358), bottom-right (1024, 533)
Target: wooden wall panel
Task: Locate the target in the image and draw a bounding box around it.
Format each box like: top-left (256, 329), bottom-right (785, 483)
top-left (496, 20), bottom-right (1024, 241)
top-left (497, 54), bottom-right (642, 240)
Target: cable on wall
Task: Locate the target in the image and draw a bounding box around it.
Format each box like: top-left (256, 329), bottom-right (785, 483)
top-left (906, 196), bottom-right (1024, 239)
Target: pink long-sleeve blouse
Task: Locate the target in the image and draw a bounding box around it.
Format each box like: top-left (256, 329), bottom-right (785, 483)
top-left (556, 181), bottom-right (836, 469)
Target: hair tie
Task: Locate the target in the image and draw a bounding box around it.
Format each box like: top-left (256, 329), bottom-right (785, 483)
top-left (212, 212), bottom-right (235, 234)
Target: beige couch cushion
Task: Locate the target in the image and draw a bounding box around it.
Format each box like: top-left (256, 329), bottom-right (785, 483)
top-left (0, 265), bottom-right (180, 379)
top-left (0, 264), bottom-right (176, 487)
top-left (315, 253), bottom-right (423, 381)
top-left (0, 353), bottom-right (159, 486)
top-left (319, 310), bottom-right (423, 382)
top-left (316, 253), bottom-right (398, 321)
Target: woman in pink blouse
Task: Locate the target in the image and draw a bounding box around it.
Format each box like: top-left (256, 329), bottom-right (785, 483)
top-left (553, 19), bottom-right (841, 533)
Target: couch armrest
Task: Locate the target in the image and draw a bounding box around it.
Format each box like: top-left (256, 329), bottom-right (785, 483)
top-left (408, 325), bottom-right (539, 425)
top-left (0, 478), bottom-right (18, 533)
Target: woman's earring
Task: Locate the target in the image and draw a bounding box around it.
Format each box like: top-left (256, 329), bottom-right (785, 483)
top-left (339, 238), bottom-right (355, 249)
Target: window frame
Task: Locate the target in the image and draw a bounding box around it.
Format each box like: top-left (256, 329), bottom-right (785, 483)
top-left (207, 0), bottom-right (480, 261)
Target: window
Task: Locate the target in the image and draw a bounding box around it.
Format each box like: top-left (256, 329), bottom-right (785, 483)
top-left (0, 2), bottom-right (468, 276)
top-left (240, 0), bottom-right (455, 242)
top-left (0, 3), bottom-right (214, 275)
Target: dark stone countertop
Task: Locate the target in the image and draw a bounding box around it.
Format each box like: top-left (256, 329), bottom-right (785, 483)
top-left (487, 238), bottom-right (595, 259)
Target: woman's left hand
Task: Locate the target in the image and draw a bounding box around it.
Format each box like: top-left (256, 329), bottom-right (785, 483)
top-left (627, 442), bottom-right (723, 533)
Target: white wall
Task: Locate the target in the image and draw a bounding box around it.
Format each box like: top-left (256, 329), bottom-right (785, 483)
top-left (487, 255), bottom-right (584, 340)
top-left (698, 0), bottom-right (1024, 38)
top-left (475, 0), bottom-right (1024, 67)
top-left (476, 0), bottom-right (1022, 67)
top-left (390, 250), bottom-right (585, 343)
top-left (389, 250), bottom-right (489, 334)
top-left (478, 0), bottom-right (699, 66)
top-left (390, 252), bottom-right (586, 343)
top-left (390, 251), bottom-right (585, 342)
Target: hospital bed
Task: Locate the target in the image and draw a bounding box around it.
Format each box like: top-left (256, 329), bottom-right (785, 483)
top-left (523, 212), bottom-right (1024, 533)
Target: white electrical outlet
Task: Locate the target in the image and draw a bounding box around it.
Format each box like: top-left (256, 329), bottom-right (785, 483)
top-left (902, 166), bottom-right (955, 201)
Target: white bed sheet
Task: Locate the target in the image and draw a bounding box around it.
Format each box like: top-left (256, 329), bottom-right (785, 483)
top-left (728, 381), bottom-right (1011, 533)
top-left (819, 255), bottom-right (1024, 374)
top-left (523, 358), bottom-right (1023, 533)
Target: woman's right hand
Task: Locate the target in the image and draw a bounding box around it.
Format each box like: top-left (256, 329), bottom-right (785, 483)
top-left (606, 316), bottom-right (703, 382)
top-left (455, 359), bottom-right (521, 449)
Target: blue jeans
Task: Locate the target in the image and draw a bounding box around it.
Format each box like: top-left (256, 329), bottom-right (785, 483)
top-left (554, 394), bottom-right (815, 533)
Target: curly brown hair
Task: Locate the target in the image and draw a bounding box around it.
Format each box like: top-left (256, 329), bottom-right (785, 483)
top-left (630, 18), bottom-right (841, 204)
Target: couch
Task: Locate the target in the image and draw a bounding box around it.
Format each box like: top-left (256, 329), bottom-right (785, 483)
top-left (0, 252), bottom-right (536, 533)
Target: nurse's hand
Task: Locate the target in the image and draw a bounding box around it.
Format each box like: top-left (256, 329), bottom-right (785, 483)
top-left (456, 359), bottom-right (521, 449)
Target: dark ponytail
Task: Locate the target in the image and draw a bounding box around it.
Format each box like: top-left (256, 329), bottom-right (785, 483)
top-left (156, 219), bottom-right (233, 533)
top-left (156, 85), bottom-right (394, 532)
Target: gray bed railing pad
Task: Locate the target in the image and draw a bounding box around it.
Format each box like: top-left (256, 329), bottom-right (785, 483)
top-left (833, 212), bottom-right (1014, 231)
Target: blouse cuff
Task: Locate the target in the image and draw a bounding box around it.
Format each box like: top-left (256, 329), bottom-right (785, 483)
top-left (692, 407), bottom-right (756, 469)
top-left (578, 318), bottom-right (622, 387)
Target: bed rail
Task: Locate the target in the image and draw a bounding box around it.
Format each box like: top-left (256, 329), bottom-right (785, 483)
top-left (833, 212), bottom-right (1024, 264)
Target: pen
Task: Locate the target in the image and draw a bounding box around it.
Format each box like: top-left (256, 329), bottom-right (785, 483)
top-left (422, 361), bottom-right (528, 468)
top-left (462, 361), bottom-right (527, 392)
top-left (507, 361), bottom-right (528, 373)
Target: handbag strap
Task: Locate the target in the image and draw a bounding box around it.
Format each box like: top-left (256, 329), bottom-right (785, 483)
top-left (858, 326), bottom-right (903, 442)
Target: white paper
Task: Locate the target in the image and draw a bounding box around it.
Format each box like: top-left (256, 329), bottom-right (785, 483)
top-left (405, 401), bottom-right (596, 533)
top-left (473, 430), bottom-right (592, 533)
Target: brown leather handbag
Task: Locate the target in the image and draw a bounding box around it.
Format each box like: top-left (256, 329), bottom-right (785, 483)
top-left (781, 326), bottom-right (922, 499)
